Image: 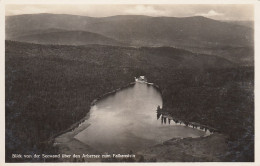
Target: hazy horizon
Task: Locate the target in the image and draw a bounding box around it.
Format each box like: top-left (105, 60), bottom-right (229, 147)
top-left (6, 4), bottom-right (254, 21)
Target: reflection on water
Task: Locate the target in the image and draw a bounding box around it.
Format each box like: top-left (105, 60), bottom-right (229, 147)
top-left (156, 112), bottom-right (214, 133)
top-left (74, 83), bottom-right (208, 154)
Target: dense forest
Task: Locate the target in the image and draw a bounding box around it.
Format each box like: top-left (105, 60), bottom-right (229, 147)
top-left (5, 41), bottom-right (254, 162)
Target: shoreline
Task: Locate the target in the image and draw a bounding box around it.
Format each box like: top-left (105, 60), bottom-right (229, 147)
top-left (158, 112), bottom-right (219, 133)
top-left (51, 80), bottom-right (161, 143)
top-left (90, 82), bottom-right (136, 106)
top-left (52, 80), bottom-right (227, 162)
top-left (49, 81), bottom-right (137, 144)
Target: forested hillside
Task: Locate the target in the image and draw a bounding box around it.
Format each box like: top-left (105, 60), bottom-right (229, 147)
top-left (6, 41), bottom-right (253, 162)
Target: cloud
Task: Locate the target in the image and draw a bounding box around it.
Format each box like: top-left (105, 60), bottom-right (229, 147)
top-left (6, 5), bottom-right (253, 21)
top-left (124, 5), bottom-right (168, 16)
top-left (197, 10), bottom-right (224, 17)
top-left (6, 5), bottom-right (49, 16)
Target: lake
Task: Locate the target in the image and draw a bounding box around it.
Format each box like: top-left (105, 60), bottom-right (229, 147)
top-left (73, 82), bottom-right (208, 154)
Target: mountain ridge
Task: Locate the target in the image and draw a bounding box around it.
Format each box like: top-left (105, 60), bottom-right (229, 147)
top-left (6, 13), bottom-right (254, 47)
top-left (13, 30), bottom-right (124, 46)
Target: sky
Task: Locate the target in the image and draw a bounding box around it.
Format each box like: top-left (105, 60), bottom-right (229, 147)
top-left (5, 4), bottom-right (254, 21)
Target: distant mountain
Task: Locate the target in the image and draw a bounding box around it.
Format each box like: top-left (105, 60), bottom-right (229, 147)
top-left (177, 46), bottom-right (254, 66)
top-left (13, 31), bottom-right (124, 46)
top-left (6, 40), bottom-right (234, 70)
top-left (222, 20), bottom-right (254, 29)
top-left (6, 14), bottom-right (254, 47)
top-left (6, 28), bottom-right (68, 39)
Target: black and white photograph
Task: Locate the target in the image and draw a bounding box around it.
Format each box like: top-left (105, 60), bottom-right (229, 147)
top-left (2, 0), bottom-right (257, 163)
